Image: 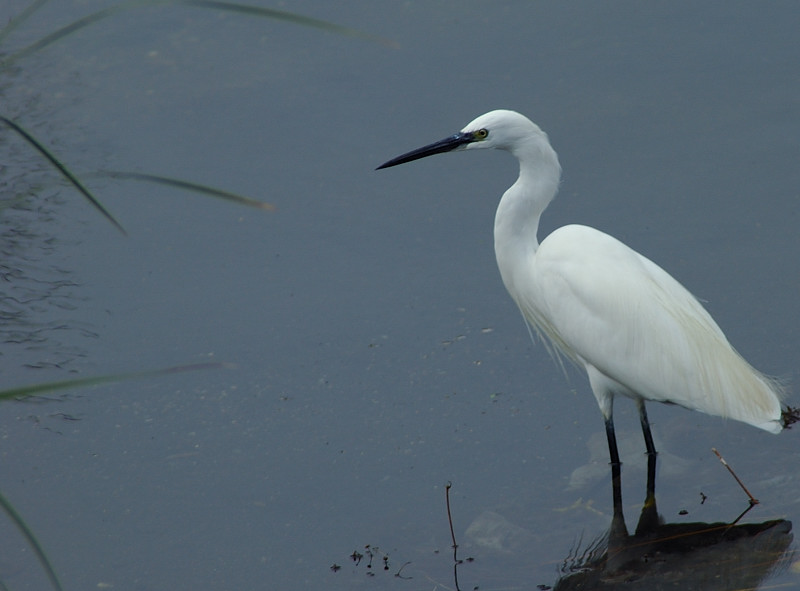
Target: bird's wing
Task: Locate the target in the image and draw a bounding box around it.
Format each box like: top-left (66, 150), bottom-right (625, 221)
top-left (518, 224), bottom-right (781, 427)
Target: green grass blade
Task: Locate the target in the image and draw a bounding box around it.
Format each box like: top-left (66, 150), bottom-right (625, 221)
top-left (0, 0), bottom-right (394, 67)
top-left (0, 4), bottom-right (132, 67)
top-left (96, 170), bottom-right (275, 210)
top-left (0, 362), bottom-right (229, 401)
top-left (0, 116), bottom-right (126, 234)
top-left (0, 361), bottom-right (228, 589)
top-left (0, 0), bottom-right (51, 47)
top-left (179, 0), bottom-right (396, 46)
top-left (0, 490), bottom-right (63, 591)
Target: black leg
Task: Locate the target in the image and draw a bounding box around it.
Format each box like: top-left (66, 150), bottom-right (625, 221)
top-left (605, 416), bottom-right (621, 467)
top-left (635, 399), bottom-right (660, 534)
top-left (637, 399), bottom-right (657, 457)
top-left (605, 417), bottom-right (624, 515)
top-left (637, 400), bottom-right (657, 498)
top-left (604, 415), bottom-right (629, 548)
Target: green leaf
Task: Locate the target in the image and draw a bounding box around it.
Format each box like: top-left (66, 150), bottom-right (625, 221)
top-left (0, 362), bottom-right (229, 401)
top-left (0, 115), bottom-right (126, 234)
top-left (0, 4), bottom-right (128, 66)
top-left (0, 0), bottom-right (395, 66)
top-left (0, 0), bottom-right (50, 47)
top-left (0, 361), bottom-right (230, 591)
top-left (0, 489), bottom-right (64, 591)
top-left (178, 0), bottom-right (396, 46)
top-left (96, 170), bottom-right (275, 210)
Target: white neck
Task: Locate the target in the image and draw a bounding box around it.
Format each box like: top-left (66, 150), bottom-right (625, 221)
top-left (493, 136), bottom-right (561, 292)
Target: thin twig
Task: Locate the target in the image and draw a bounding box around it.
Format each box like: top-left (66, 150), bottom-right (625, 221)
top-left (445, 482), bottom-right (462, 591)
top-left (393, 561), bottom-right (412, 579)
top-left (712, 448), bottom-right (759, 505)
top-left (728, 502), bottom-right (757, 527)
top-left (445, 482), bottom-right (458, 555)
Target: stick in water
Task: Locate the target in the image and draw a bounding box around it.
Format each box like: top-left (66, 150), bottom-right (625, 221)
top-left (712, 448), bottom-right (759, 505)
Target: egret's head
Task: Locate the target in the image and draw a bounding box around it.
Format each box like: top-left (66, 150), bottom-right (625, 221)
top-left (460, 110), bottom-right (543, 152)
top-left (376, 109), bottom-right (543, 170)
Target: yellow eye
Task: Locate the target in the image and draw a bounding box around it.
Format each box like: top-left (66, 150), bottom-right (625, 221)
top-left (474, 128), bottom-right (489, 140)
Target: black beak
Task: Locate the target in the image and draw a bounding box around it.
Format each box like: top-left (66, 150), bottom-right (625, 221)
top-left (376, 131), bottom-right (474, 170)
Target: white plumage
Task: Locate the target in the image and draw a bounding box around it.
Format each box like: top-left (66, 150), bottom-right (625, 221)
top-left (378, 109), bottom-right (786, 466)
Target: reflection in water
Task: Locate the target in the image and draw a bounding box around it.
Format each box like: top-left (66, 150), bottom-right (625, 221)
top-left (1, 59), bottom-right (100, 375)
top-left (554, 455), bottom-right (794, 590)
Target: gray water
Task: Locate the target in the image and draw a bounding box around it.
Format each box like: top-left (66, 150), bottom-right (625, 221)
top-left (1, 2), bottom-right (798, 589)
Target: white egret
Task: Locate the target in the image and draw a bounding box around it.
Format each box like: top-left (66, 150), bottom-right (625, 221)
top-left (377, 109), bottom-right (792, 470)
